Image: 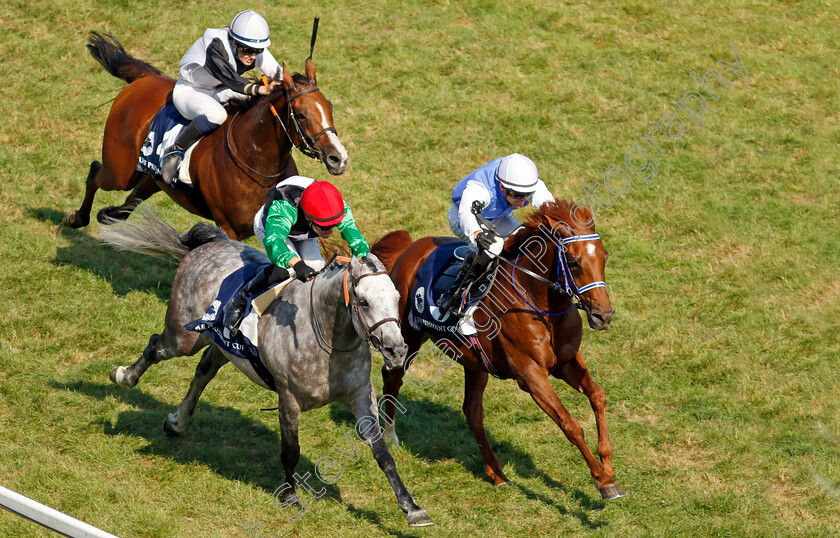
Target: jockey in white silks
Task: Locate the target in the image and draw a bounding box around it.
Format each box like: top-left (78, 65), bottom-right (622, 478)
top-left (447, 153), bottom-right (554, 335)
top-left (161, 10), bottom-right (283, 185)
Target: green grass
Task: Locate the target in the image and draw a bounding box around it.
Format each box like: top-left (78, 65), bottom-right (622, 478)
top-left (2, 0), bottom-right (839, 536)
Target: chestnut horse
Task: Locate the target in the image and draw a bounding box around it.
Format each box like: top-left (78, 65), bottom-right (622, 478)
top-left (63, 33), bottom-right (347, 239)
top-left (370, 199), bottom-right (625, 500)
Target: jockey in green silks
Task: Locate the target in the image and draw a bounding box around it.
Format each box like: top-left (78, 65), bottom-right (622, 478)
top-left (222, 176), bottom-right (369, 334)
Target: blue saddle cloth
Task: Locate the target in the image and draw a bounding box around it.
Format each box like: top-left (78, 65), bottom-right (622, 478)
top-left (184, 262), bottom-right (270, 360)
top-left (136, 101), bottom-right (188, 182)
top-left (407, 242), bottom-right (490, 335)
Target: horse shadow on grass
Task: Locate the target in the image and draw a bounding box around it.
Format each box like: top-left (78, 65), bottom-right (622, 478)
top-left (329, 394), bottom-right (608, 529)
top-left (33, 206), bottom-right (177, 301)
top-left (50, 379), bottom-right (431, 536)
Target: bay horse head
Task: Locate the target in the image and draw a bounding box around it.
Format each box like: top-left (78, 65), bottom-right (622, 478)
top-left (270, 58), bottom-right (348, 174)
top-left (505, 200), bottom-right (614, 330)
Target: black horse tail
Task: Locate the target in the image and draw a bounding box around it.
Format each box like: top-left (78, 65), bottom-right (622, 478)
top-left (100, 206), bottom-right (228, 261)
top-left (87, 32), bottom-right (163, 84)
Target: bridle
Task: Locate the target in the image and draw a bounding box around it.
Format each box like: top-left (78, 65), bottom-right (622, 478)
top-left (502, 233), bottom-right (607, 316)
top-left (310, 256), bottom-right (401, 353)
top-left (225, 83), bottom-right (336, 183)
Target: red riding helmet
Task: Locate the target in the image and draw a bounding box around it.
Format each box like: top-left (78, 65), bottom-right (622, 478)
top-left (300, 181), bottom-right (346, 227)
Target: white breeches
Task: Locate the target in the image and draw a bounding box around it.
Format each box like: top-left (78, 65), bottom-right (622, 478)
top-left (172, 80), bottom-right (240, 128)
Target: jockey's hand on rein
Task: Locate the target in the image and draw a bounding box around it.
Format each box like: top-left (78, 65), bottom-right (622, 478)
top-left (476, 231), bottom-right (495, 251)
top-left (293, 261), bottom-right (316, 282)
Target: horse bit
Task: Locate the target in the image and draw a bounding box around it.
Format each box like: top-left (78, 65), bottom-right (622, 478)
top-left (310, 258), bottom-right (401, 353)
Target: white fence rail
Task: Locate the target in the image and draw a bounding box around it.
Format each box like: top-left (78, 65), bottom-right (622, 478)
top-left (0, 484), bottom-right (118, 537)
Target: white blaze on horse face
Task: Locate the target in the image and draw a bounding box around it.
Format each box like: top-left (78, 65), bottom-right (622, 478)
top-left (586, 243), bottom-right (596, 258)
top-left (313, 102), bottom-right (348, 170)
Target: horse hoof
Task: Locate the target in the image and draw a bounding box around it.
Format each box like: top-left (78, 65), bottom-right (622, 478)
top-left (62, 211), bottom-right (88, 229)
top-left (494, 481), bottom-right (512, 488)
top-left (110, 366), bottom-right (127, 386)
top-left (599, 483), bottom-right (626, 500)
top-left (407, 509), bottom-right (433, 527)
top-left (163, 415), bottom-right (181, 437)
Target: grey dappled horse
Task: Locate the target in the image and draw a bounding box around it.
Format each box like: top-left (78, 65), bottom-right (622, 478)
top-left (100, 210), bottom-right (433, 527)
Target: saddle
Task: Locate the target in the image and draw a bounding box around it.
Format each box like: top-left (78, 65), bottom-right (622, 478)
top-left (136, 102), bottom-right (200, 186)
top-left (407, 243), bottom-right (495, 334)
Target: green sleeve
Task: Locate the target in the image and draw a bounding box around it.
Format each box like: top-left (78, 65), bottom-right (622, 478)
top-left (337, 202), bottom-right (370, 258)
top-left (263, 201), bottom-right (299, 268)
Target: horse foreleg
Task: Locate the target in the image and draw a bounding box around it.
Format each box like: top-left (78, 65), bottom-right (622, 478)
top-left (347, 385), bottom-right (433, 527)
top-left (557, 352), bottom-right (625, 500)
top-left (63, 161), bottom-right (103, 229)
top-left (463, 368), bottom-right (510, 486)
top-left (276, 391), bottom-right (304, 507)
top-left (97, 172), bottom-right (160, 224)
top-left (109, 333), bottom-right (162, 387)
top-left (163, 346), bottom-right (229, 437)
top-left (516, 365), bottom-right (615, 497)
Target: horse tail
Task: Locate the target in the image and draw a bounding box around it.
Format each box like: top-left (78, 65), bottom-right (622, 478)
top-left (371, 230), bottom-right (413, 273)
top-left (99, 206), bottom-right (228, 261)
top-left (87, 32), bottom-right (163, 84)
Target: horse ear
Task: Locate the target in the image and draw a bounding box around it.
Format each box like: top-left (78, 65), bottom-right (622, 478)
top-left (305, 57), bottom-right (317, 85)
top-left (281, 62), bottom-right (294, 88)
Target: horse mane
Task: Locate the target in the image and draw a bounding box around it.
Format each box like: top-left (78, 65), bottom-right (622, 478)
top-left (229, 72), bottom-right (312, 113)
top-left (370, 231), bottom-right (413, 273)
top-left (503, 199), bottom-right (594, 255)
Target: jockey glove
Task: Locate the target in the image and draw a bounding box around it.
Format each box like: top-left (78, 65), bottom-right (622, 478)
top-left (476, 231), bottom-right (496, 251)
top-left (293, 261), bottom-right (317, 282)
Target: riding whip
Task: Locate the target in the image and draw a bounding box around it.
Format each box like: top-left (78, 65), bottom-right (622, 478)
top-left (309, 17), bottom-right (320, 59)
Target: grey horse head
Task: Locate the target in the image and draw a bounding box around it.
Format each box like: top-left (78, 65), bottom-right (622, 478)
top-left (348, 254), bottom-right (407, 370)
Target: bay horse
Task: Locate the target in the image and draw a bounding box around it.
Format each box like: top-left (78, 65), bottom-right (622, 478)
top-left (370, 199), bottom-right (625, 501)
top-left (99, 209), bottom-right (433, 527)
top-left (64, 32), bottom-right (347, 239)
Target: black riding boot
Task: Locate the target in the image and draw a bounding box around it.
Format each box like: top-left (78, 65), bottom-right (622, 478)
top-left (440, 249), bottom-right (494, 313)
top-left (160, 120), bottom-right (206, 186)
top-left (222, 265), bottom-right (291, 336)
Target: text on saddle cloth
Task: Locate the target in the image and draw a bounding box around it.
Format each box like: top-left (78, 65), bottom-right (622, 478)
top-left (184, 262), bottom-right (295, 362)
top-left (136, 102), bottom-right (201, 185)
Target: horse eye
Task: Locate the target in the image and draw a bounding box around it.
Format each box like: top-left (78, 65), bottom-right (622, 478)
top-left (358, 299), bottom-right (369, 308)
top-left (567, 256), bottom-right (581, 268)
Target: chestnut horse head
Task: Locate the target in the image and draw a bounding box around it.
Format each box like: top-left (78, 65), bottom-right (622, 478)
top-left (503, 199), bottom-right (613, 330)
top-left (63, 33), bottom-right (348, 239)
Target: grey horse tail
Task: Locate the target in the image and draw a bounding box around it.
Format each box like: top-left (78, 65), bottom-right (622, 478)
top-left (99, 206), bottom-right (228, 261)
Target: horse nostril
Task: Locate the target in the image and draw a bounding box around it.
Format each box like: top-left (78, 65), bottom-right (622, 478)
top-left (383, 347), bottom-right (395, 356)
top-left (328, 154), bottom-right (341, 165)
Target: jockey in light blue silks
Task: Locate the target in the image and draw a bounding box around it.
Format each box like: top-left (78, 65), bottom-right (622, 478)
top-left (161, 10), bottom-right (283, 185)
top-left (446, 153), bottom-right (554, 335)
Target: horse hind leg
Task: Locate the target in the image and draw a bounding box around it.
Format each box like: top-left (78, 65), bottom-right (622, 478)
top-left (164, 346), bottom-right (229, 437)
top-left (463, 368), bottom-right (511, 486)
top-left (97, 172), bottom-right (160, 224)
top-left (557, 352), bottom-right (625, 500)
top-left (346, 386), bottom-right (433, 527)
top-left (63, 161), bottom-right (103, 229)
top-left (109, 326), bottom-right (188, 387)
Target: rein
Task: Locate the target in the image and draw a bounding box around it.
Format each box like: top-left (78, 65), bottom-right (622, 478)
top-left (224, 84), bottom-right (335, 184)
top-left (310, 256), bottom-right (400, 354)
top-left (501, 233), bottom-right (607, 317)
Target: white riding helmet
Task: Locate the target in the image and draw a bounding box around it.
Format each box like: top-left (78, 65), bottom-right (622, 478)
top-left (229, 10), bottom-right (271, 49)
top-left (496, 153), bottom-right (539, 192)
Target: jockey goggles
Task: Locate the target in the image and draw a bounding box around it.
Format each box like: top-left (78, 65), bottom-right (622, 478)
top-left (503, 187), bottom-right (531, 200)
top-left (235, 42), bottom-right (264, 56)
